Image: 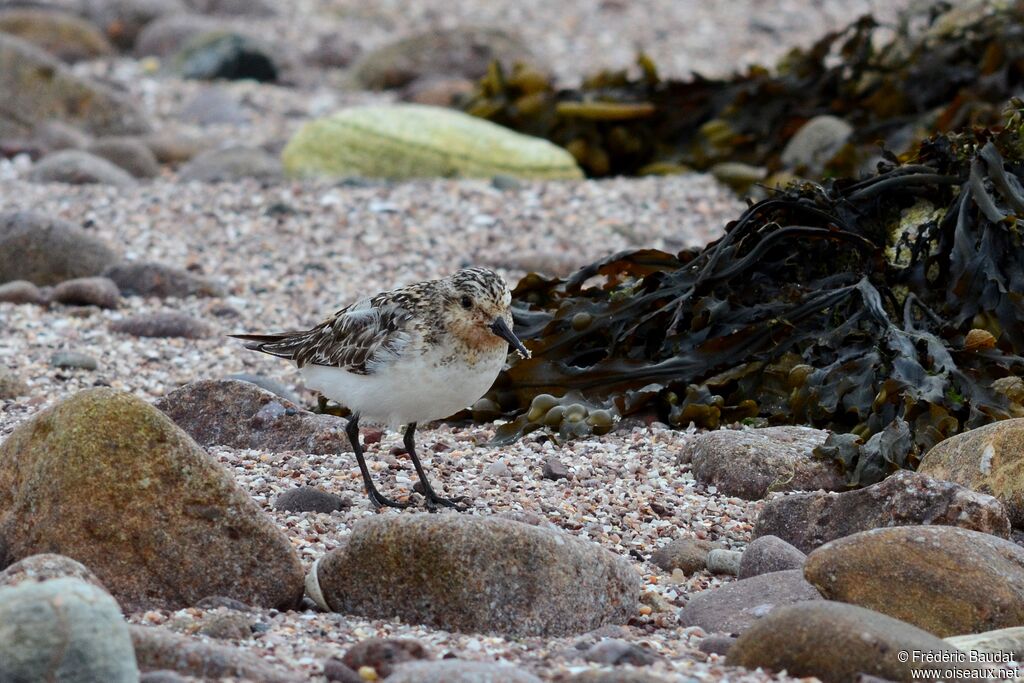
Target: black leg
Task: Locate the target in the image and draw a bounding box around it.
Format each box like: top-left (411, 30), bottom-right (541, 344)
top-left (403, 423), bottom-right (469, 511)
top-left (345, 415), bottom-right (408, 509)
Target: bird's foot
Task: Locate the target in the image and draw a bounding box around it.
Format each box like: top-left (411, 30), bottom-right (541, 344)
top-left (367, 489), bottom-right (411, 510)
top-left (424, 493), bottom-right (471, 512)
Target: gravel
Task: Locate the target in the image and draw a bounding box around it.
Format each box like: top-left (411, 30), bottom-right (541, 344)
top-left (0, 0), bottom-right (923, 679)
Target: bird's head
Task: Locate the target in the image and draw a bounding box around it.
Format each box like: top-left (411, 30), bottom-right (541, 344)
top-left (443, 268), bottom-right (530, 359)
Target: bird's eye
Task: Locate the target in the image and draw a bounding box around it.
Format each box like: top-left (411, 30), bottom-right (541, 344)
top-left (460, 295), bottom-right (473, 309)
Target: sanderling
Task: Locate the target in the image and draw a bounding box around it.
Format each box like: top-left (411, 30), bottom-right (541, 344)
top-left (232, 267), bottom-right (530, 510)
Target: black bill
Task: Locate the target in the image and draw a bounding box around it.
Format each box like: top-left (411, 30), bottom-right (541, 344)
top-left (490, 317), bottom-right (531, 359)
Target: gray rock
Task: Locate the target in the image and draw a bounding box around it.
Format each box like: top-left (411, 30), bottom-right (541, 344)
top-left (179, 146), bottom-right (283, 182)
top-left (384, 661), bottom-right (542, 683)
top-left (697, 634), bottom-right (736, 656)
top-left (180, 87), bottom-right (248, 125)
top-left (0, 553), bottom-right (107, 591)
top-left (0, 578), bottom-right (139, 682)
top-left (313, 513), bottom-right (641, 636)
top-left (565, 673), bottom-right (670, 683)
top-left (88, 137), bottom-right (161, 178)
top-left (50, 351), bottom-right (99, 370)
top-left (0, 211), bottom-right (118, 286)
top-left (918, 418), bottom-right (1024, 527)
top-left (543, 456), bottom-right (569, 480)
top-left (0, 33), bottom-right (151, 139)
top-left (946, 626), bottom-right (1024, 662)
top-left (134, 13), bottom-right (225, 57)
top-left (753, 470), bottom-right (1010, 553)
top-left (141, 130), bottom-right (210, 164)
top-left (140, 672), bottom-right (190, 683)
top-left (0, 279), bottom-right (47, 304)
top-left (342, 638), bottom-right (428, 678)
top-left (0, 388), bottom-right (305, 612)
top-left (706, 548), bottom-right (742, 575)
top-left (804, 525), bottom-right (1024, 637)
top-left (104, 261), bottom-right (225, 298)
top-left (170, 31), bottom-right (278, 82)
top-left (0, 8), bottom-right (113, 63)
top-left (728, 601), bottom-right (997, 683)
top-left (29, 149), bottom-right (138, 186)
top-left (683, 426), bottom-right (844, 500)
top-left (485, 459), bottom-right (511, 477)
top-left (323, 658), bottom-right (362, 683)
top-left (649, 538), bottom-right (721, 574)
top-left (780, 115), bottom-right (854, 174)
top-left (52, 276), bottom-right (120, 308)
top-left (130, 625), bottom-right (301, 682)
top-left (156, 379), bottom-right (350, 454)
top-left (225, 372), bottom-right (301, 404)
top-left (32, 119), bottom-right (91, 152)
top-left (110, 311), bottom-right (211, 338)
top-left (308, 32), bottom-right (361, 69)
top-left (353, 26), bottom-right (540, 90)
top-left (274, 486), bottom-right (351, 513)
top-left (79, 0), bottom-right (187, 50)
top-left (197, 609), bottom-right (254, 639)
top-left (139, 671), bottom-right (190, 683)
top-left (738, 535), bottom-right (806, 578)
top-left (193, 595), bottom-right (252, 612)
top-left (582, 639), bottom-right (659, 665)
top-left (0, 368), bottom-right (29, 399)
top-left (679, 570), bottom-right (822, 634)
top-left (184, 0), bottom-right (276, 16)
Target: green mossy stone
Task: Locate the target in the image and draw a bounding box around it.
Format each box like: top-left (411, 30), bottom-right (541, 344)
top-left (281, 104), bottom-right (584, 181)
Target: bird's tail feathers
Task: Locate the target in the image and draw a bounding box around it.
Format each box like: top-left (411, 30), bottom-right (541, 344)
top-left (229, 332), bottom-right (308, 359)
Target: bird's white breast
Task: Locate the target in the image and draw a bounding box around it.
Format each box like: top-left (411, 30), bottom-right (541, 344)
top-left (300, 342), bottom-right (507, 428)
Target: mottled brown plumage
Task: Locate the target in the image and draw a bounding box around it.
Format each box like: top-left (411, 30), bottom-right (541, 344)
top-left (231, 268), bottom-right (529, 510)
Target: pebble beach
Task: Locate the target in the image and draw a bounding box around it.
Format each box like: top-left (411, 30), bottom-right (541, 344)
top-left (10, 1), bottom-right (1019, 682)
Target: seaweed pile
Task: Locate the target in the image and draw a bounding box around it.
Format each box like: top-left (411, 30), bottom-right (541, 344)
top-left (488, 120), bottom-right (1024, 485)
top-left (461, 1), bottom-right (1024, 179)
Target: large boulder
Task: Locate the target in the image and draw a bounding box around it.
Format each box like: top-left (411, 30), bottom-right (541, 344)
top-left (728, 601), bottom-right (995, 683)
top-left (0, 34), bottom-right (150, 139)
top-left (0, 8), bottom-right (114, 62)
top-left (678, 569), bottom-right (822, 634)
top-left (310, 513), bottom-right (640, 636)
top-left (682, 426), bottom-right (845, 500)
top-left (918, 418), bottom-right (1024, 526)
top-left (753, 470), bottom-right (1011, 553)
top-left (0, 388), bottom-right (304, 611)
top-left (352, 26), bottom-right (539, 90)
top-left (804, 525), bottom-right (1024, 637)
top-left (156, 379), bottom-right (348, 454)
top-left (0, 211), bottom-right (118, 286)
top-left (281, 104), bottom-right (583, 181)
top-left (0, 577), bottom-right (139, 683)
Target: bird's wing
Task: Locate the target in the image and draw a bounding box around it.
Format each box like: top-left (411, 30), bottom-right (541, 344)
top-left (231, 299), bottom-right (414, 375)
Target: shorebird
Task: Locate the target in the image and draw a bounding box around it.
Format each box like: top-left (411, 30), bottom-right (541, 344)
top-left (232, 267), bottom-right (530, 510)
